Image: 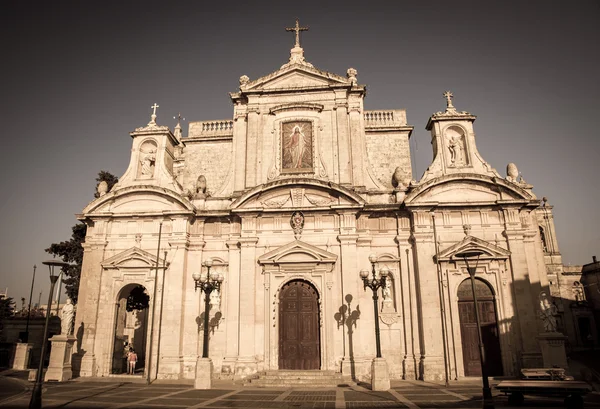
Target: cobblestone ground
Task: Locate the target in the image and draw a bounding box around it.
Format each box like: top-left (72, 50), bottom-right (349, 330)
top-left (1, 377), bottom-right (600, 409)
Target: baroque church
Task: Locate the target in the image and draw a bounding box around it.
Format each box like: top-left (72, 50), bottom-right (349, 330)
top-left (73, 23), bottom-right (573, 384)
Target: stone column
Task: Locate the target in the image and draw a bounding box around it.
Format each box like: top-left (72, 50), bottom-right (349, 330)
top-left (73, 239), bottom-right (107, 377)
top-left (411, 211), bottom-right (445, 381)
top-left (235, 235), bottom-right (259, 376)
top-left (45, 334), bottom-right (76, 382)
top-left (233, 104), bottom-right (248, 193)
top-left (222, 239), bottom-right (240, 376)
top-left (12, 343), bottom-right (33, 370)
top-left (335, 100), bottom-right (352, 186)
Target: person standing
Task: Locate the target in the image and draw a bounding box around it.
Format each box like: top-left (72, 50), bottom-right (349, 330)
top-left (127, 348), bottom-right (138, 375)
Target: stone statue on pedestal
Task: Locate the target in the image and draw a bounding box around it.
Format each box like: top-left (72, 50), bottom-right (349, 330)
top-left (61, 298), bottom-right (75, 336)
top-left (539, 292), bottom-right (558, 332)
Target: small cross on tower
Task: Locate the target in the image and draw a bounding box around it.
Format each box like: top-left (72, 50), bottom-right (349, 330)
top-left (286, 19), bottom-right (309, 48)
top-left (149, 103), bottom-right (159, 125)
top-left (443, 91), bottom-right (455, 109)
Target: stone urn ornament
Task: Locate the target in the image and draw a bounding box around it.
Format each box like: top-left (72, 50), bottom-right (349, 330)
top-left (97, 180), bottom-right (108, 197)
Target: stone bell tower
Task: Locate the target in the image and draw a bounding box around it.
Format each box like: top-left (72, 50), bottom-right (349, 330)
top-left (420, 91), bottom-right (499, 183)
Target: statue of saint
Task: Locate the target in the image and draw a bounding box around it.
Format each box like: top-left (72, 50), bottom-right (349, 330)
top-left (448, 136), bottom-right (463, 166)
top-left (539, 292), bottom-right (558, 332)
top-left (140, 149), bottom-right (156, 178)
top-left (61, 298), bottom-right (75, 335)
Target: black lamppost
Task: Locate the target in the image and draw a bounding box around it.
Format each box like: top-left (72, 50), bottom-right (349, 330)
top-left (24, 265), bottom-right (37, 343)
top-left (454, 250), bottom-right (494, 409)
top-left (192, 259), bottom-right (224, 358)
top-left (359, 254), bottom-right (390, 358)
top-left (29, 259), bottom-right (68, 409)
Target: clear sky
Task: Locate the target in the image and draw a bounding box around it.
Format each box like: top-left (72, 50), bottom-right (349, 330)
top-left (1, 1), bottom-right (599, 305)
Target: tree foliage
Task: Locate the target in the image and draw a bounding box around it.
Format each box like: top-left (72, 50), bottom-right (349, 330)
top-left (46, 171), bottom-right (118, 304)
top-left (0, 297), bottom-right (15, 321)
top-left (126, 285), bottom-right (150, 312)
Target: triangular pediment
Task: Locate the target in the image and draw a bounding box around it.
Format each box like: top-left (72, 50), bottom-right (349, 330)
top-left (436, 236), bottom-right (511, 262)
top-left (101, 247), bottom-right (168, 270)
top-left (258, 240), bottom-right (337, 265)
top-left (242, 64), bottom-right (350, 93)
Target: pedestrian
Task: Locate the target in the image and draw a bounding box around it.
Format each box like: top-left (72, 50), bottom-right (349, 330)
top-left (127, 348), bottom-right (138, 375)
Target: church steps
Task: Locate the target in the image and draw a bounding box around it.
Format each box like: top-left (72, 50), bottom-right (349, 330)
top-left (244, 370), bottom-right (348, 387)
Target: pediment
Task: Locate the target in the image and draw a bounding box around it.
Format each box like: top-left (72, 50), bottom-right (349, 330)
top-left (82, 185), bottom-right (194, 215)
top-left (242, 65), bottom-right (350, 92)
top-left (406, 175), bottom-right (534, 205)
top-left (231, 179), bottom-right (365, 211)
top-left (258, 240), bottom-right (337, 265)
top-left (101, 247), bottom-right (168, 270)
top-left (436, 236), bottom-right (511, 262)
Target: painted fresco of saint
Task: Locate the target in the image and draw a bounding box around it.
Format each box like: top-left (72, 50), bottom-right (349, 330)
top-left (282, 122), bottom-right (312, 170)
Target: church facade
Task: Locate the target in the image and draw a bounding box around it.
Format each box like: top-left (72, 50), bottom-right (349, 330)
top-left (73, 30), bottom-right (569, 383)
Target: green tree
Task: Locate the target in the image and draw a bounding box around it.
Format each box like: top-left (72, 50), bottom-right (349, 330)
top-left (46, 171), bottom-right (118, 304)
top-left (0, 297), bottom-right (15, 321)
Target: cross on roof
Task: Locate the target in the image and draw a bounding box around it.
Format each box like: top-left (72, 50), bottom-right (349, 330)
top-left (443, 91), bottom-right (455, 109)
top-left (151, 103), bottom-right (160, 116)
top-left (285, 19), bottom-right (309, 48)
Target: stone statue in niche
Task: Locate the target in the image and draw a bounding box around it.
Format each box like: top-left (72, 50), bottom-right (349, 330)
top-left (139, 143), bottom-right (157, 179)
top-left (194, 175), bottom-right (208, 199)
top-left (539, 291), bottom-right (558, 332)
top-left (282, 121), bottom-right (312, 171)
top-left (506, 163), bottom-right (519, 183)
top-left (448, 135), bottom-right (464, 166)
top-left (381, 275), bottom-right (395, 313)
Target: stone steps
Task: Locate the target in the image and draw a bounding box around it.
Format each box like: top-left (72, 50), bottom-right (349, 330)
top-left (244, 370), bottom-right (349, 387)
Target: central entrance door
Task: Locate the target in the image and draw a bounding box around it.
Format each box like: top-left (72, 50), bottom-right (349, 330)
top-left (279, 280), bottom-right (320, 370)
top-left (458, 278), bottom-right (503, 377)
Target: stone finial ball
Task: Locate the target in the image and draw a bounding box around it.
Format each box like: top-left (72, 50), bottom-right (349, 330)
top-left (97, 180), bottom-right (108, 196)
top-left (507, 163), bottom-right (518, 179)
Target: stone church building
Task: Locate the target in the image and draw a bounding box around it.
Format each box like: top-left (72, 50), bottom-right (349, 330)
top-left (73, 27), bottom-right (570, 383)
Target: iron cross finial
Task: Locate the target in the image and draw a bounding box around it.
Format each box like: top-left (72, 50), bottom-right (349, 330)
top-left (285, 18), bottom-right (309, 48)
top-left (443, 91), bottom-right (454, 109)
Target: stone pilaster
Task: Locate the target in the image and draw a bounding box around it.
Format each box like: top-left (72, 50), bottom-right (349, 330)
top-left (233, 104), bottom-right (248, 193)
top-left (235, 236), bottom-right (259, 376)
top-left (348, 93), bottom-right (365, 187)
top-left (222, 239), bottom-right (240, 376)
top-left (245, 107), bottom-right (260, 188)
top-left (335, 99), bottom-right (352, 186)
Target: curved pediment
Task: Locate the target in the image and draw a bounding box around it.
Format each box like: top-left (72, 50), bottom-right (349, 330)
top-left (82, 185), bottom-right (194, 216)
top-left (405, 174), bottom-right (535, 206)
top-left (258, 240), bottom-right (337, 266)
top-left (231, 179), bottom-right (365, 212)
top-left (101, 247), bottom-right (168, 270)
top-left (436, 236), bottom-right (511, 263)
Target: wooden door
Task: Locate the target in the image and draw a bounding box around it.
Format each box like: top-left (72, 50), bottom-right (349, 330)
top-left (279, 280), bottom-right (320, 370)
top-left (458, 279), bottom-right (503, 377)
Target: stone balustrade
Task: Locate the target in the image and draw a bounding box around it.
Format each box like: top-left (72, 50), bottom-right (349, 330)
top-left (364, 110), bottom-right (407, 128)
top-left (188, 120), bottom-right (234, 138)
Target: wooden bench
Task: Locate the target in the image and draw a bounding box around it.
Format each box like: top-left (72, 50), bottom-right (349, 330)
top-left (496, 380), bottom-right (591, 408)
top-left (521, 367), bottom-right (574, 380)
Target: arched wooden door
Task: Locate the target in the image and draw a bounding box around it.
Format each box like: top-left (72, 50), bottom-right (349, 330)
top-left (458, 278), bottom-right (503, 377)
top-left (279, 280), bottom-right (320, 370)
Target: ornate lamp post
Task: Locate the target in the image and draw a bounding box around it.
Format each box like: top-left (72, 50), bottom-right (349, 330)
top-left (29, 259), bottom-right (68, 409)
top-left (359, 254), bottom-right (390, 390)
top-left (454, 250), bottom-right (494, 409)
top-left (192, 259), bottom-right (223, 389)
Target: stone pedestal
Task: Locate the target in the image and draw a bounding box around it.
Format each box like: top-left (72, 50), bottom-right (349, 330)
top-left (45, 334), bottom-right (76, 382)
top-left (12, 343), bottom-right (33, 370)
top-left (371, 358), bottom-right (390, 391)
top-left (194, 357), bottom-right (212, 389)
top-left (538, 332), bottom-right (569, 370)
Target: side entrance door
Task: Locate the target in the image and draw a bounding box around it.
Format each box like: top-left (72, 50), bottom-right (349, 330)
top-left (279, 280), bottom-right (320, 370)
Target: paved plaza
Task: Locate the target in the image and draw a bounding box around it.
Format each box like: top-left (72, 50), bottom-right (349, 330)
top-left (1, 373), bottom-right (600, 409)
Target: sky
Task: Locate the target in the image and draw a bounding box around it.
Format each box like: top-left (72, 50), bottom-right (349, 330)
top-left (1, 1), bottom-right (599, 306)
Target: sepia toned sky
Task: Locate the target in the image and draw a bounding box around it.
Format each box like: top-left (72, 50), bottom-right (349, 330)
top-left (1, 1), bottom-right (599, 304)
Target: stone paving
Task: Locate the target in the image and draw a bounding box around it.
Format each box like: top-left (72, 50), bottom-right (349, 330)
top-left (1, 376), bottom-right (600, 409)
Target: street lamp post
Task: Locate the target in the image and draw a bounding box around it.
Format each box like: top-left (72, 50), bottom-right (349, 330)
top-left (192, 259), bottom-right (224, 358)
top-left (454, 250), bottom-right (494, 409)
top-left (360, 254), bottom-right (390, 391)
top-left (29, 259), bottom-right (68, 409)
top-left (25, 265), bottom-right (37, 343)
